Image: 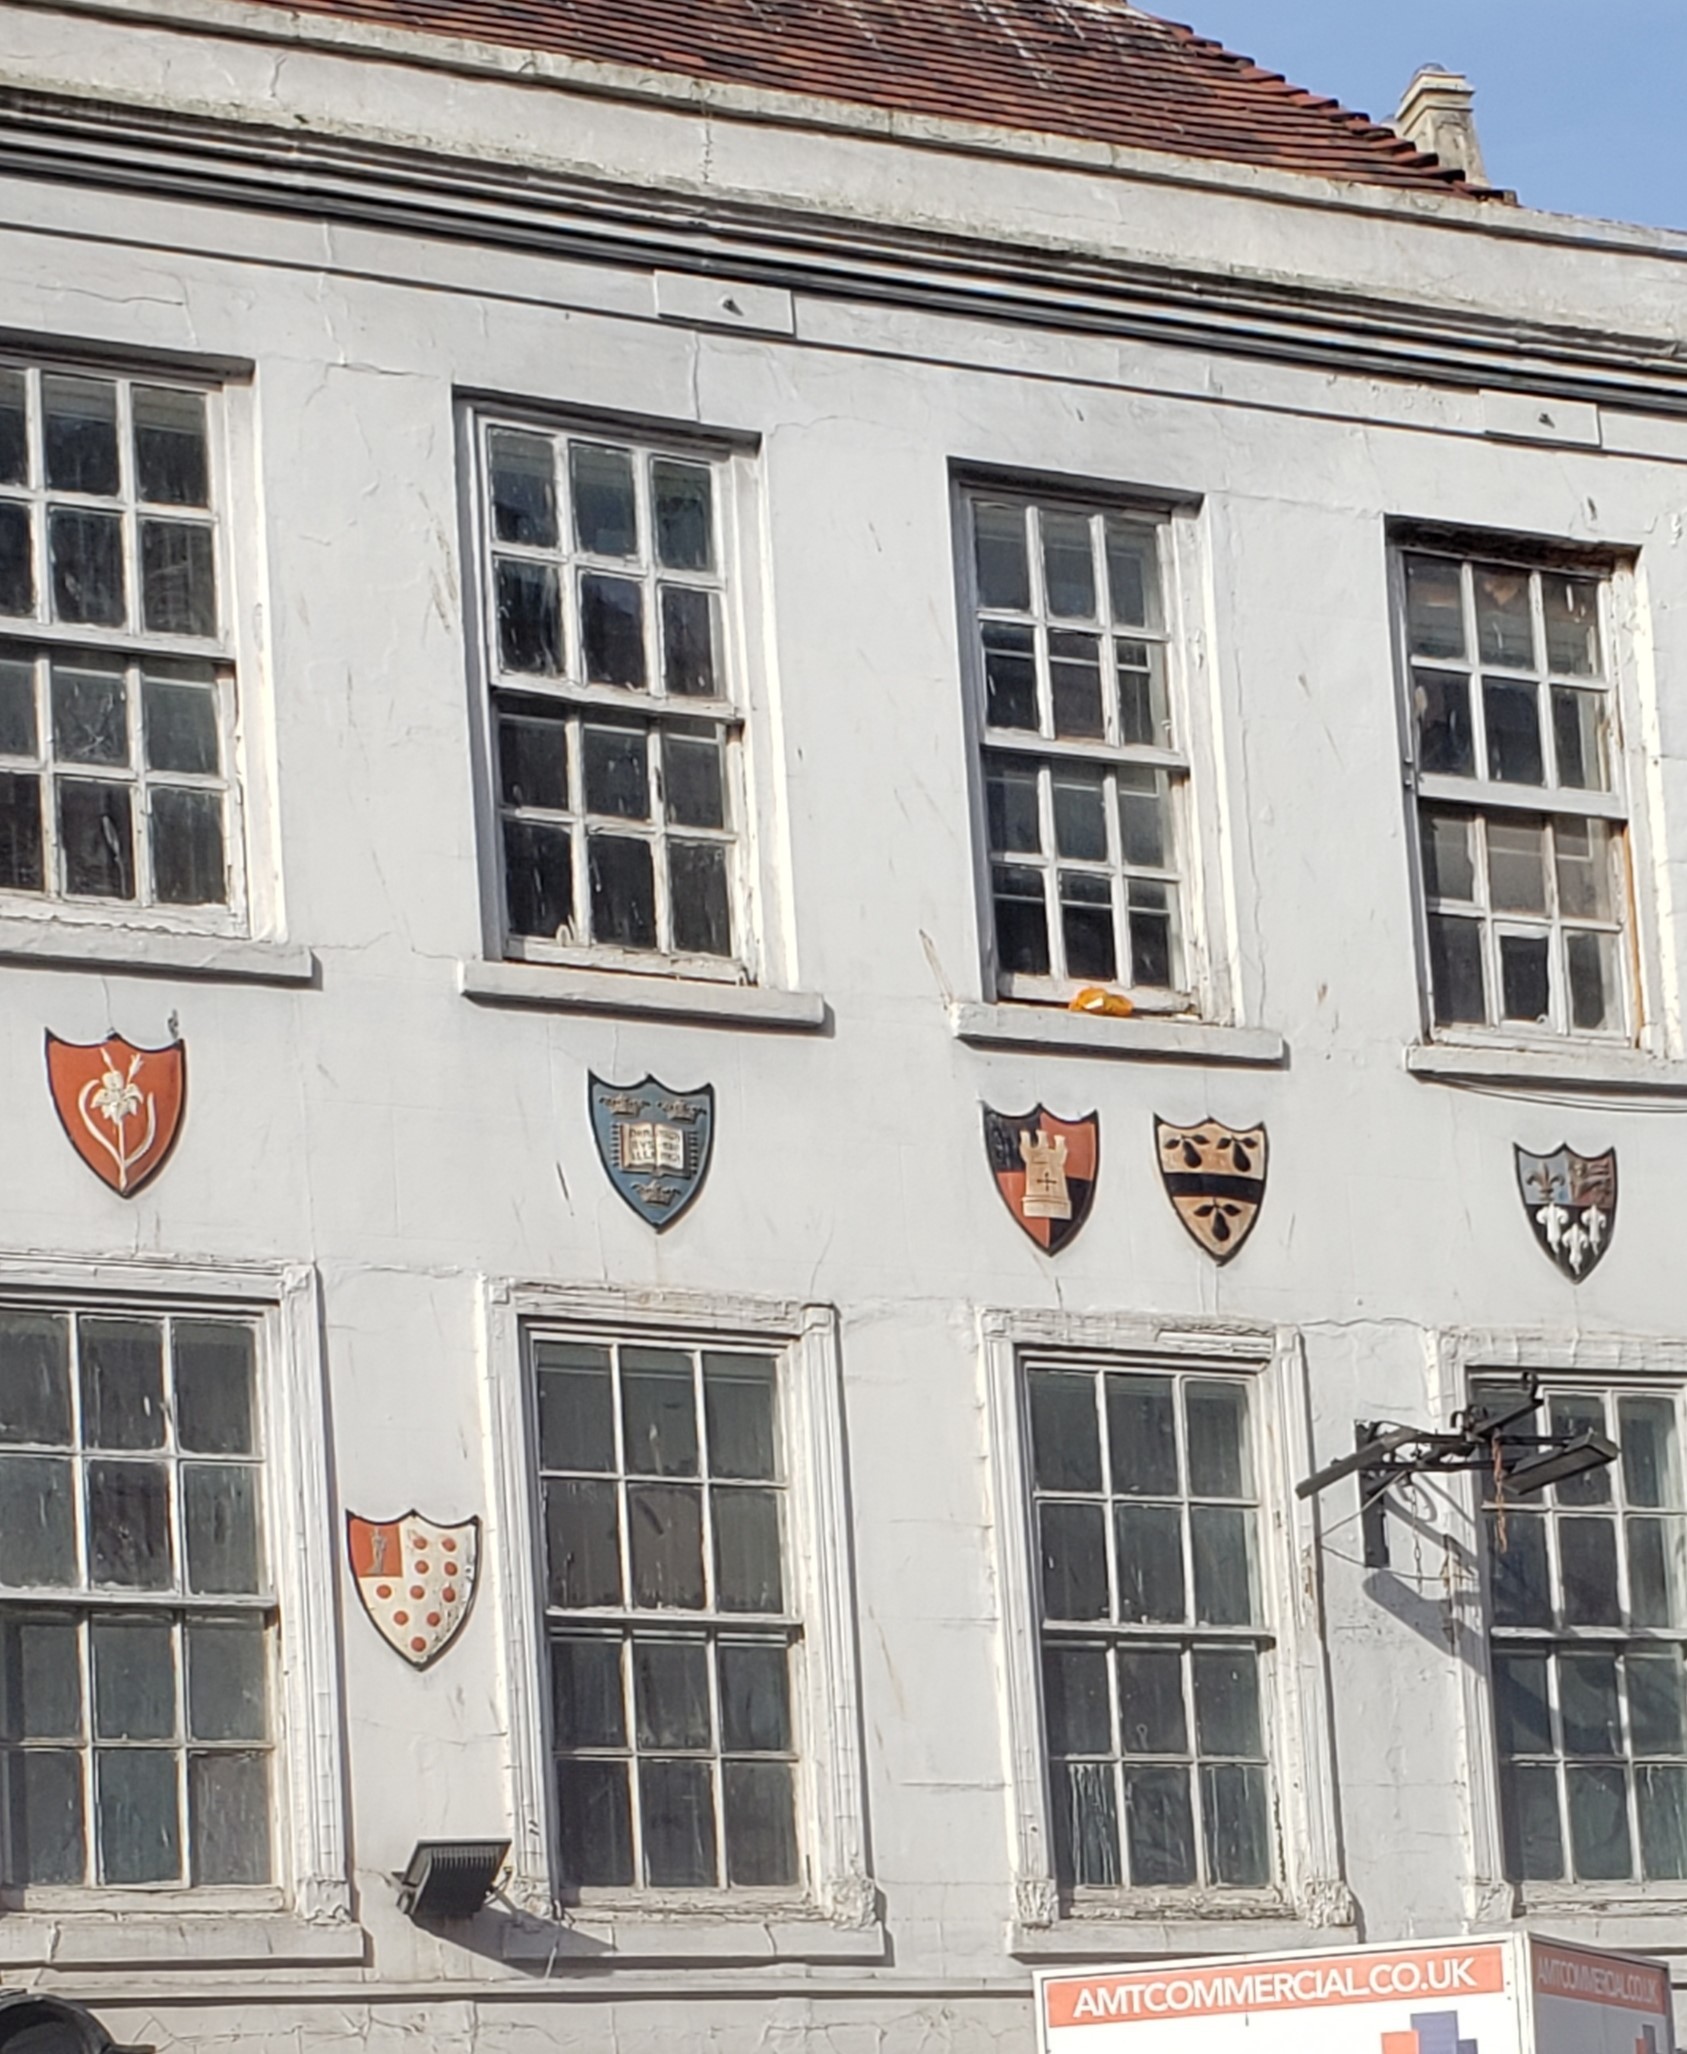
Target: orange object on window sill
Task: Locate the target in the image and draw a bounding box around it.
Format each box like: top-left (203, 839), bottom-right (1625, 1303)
top-left (1069, 986), bottom-right (1135, 1017)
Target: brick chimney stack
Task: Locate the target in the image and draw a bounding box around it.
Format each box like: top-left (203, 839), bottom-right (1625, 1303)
top-left (1394, 65), bottom-right (1488, 183)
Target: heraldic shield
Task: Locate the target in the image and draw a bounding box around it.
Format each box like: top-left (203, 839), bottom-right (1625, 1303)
top-left (589, 1075), bottom-right (715, 1231)
top-left (46, 1032), bottom-right (185, 1197)
top-left (1516, 1144), bottom-right (1618, 1282)
top-left (348, 1512), bottom-right (479, 1668)
top-left (983, 1105), bottom-right (1099, 1254)
top-left (1156, 1118), bottom-right (1268, 1264)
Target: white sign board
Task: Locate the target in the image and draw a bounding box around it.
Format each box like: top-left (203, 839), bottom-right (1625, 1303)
top-left (1037, 1935), bottom-right (1671, 2054)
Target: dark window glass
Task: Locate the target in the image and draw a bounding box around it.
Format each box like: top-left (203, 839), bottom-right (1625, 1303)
top-left (49, 512), bottom-right (124, 628)
top-left (581, 575), bottom-right (647, 689)
top-left (669, 841), bottom-right (731, 957)
top-left (151, 788), bottom-right (225, 905)
top-left (57, 779), bottom-right (134, 899)
top-left (494, 559), bottom-right (562, 675)
top-left (132, 388), bottom-right (210, 507)
top-left (0, 504), bottom-right (31, 616)
top-left (43, 376), bottom-right (119, 495)
top-left (488, 430), bottom-right (557, 547)
top-left (982, 623), bottom-right (1037, 731)
top-left (140, 523), bottom-right (216, 639)
top-left (0, 773), bottom-right (43, 892)
top-left (587, 833), bottom-right (656, 949)
top-left (502, 817), bottom-right (572, 941)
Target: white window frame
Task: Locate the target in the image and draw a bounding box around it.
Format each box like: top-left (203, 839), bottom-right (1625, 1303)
top-left (1435, 1328), bottom-right (1687, 1938)
top-left (0, 350), bottom-right (261, 944)
top-left (982, 1309), bottom-right (1350, 1955)
top-left (0, 1255), bottom-right (352, 1968)
top-left (462, 404), bottom-right (781, 989)
top-left (482, 1280), bottom-right (879, 1964)
top-left (1391, 535), bottom-right (1656, 1053)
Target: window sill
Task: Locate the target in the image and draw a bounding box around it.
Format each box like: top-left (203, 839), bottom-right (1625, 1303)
top-left (949, 1002), bottom-right (1285, 1066)
top-left (1405, 1041), bottom-right (1687, 1095)
top-left (0, 920), bottom-right (316, 987)
top-left (0, 1912), bottom-right (367, 1967)
top-left (460, 960), bottom-right (828, 1031)
top-left (1011, 1913), bottom-right (1357, 1962)
top-left (501, 1909), bottom-right (888, 1966)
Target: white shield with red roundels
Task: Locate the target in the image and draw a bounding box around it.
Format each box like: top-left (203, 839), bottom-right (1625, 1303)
top-left (347, 1512), bottom-right (479, 1668)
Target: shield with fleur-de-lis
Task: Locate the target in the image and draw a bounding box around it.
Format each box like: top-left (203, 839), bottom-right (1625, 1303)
top-left (45, 1032), bottom-right (186, 1197)
top-left (1516, 1144), bottom-right (1617, 1282)
top-left (1155, 1118), bottom-right (1268, 1263)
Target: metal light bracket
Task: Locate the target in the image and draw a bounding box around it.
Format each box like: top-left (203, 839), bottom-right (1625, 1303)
top-left (396, 1838), bottom-right (511, 1922)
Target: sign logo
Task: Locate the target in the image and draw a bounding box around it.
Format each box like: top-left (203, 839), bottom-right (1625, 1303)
top-left (1156, 1119), bottom-right (1267, 1263)
top-left (589, 1075), bottom-right (714, 1230)
top-left (1515, 1144), bottom-right (1617, 1281)
top-left (45, 1033), bottom-right (185, 1197)
top-left (983, 1105), bottom-right (1098, 1253)
top-left (347, 1512), bottom-right (479, 1668)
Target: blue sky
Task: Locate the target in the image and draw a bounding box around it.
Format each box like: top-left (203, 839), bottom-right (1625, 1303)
top-left (1157, 1), bottom-right (1687, 231)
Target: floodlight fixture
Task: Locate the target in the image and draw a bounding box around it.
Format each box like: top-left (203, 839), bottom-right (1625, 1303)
top-left (396, 1838), bottom-right (510, 1922)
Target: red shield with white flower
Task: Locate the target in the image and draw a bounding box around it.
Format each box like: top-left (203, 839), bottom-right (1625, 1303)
top-left (45, 1032), bottom-right (186, 1197)
top-left (347, 1512), bottom-right (479, 1668)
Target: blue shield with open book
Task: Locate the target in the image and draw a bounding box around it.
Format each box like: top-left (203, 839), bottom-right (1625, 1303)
top-left (589, 1074), bottom-right (715, 1230)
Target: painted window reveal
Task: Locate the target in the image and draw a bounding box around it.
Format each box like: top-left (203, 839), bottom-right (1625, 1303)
top-left (1480, 1379), bottom-right (1687, 1885)
top-left (477, 422), bottom-right (742, 968)
top-left (967, 494), bottom-right (1187, 1002)
top-left (0, 1309), bottom-right (272, 1890)
top-left (0, 365), bottom-right (237, 914)
top-left (1026, 1359), bottom-right (1274, 1892)
top-left (1399, 551), bottom-right (1632, 1039)
top-left (532, 1337), bottom-right (799, 1892)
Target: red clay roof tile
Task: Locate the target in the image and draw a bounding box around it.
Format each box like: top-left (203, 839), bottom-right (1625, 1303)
top-left (230, 0), bottom-right (1488, 195)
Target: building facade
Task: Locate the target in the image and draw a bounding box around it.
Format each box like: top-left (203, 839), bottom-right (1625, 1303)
top-left (1, 1), bottom-right (1686, 2047)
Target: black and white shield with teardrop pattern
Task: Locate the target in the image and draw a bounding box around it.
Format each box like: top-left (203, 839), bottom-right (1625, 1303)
top-left (1515, 1144), bottom-right (1617, 1282)
top-left (1155, 1119), bottom-right (1268, 1263)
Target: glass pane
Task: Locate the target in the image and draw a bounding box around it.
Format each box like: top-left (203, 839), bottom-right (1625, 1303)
top-left (1049, 631), bottom-right (1103, 739)
top-left (1486, 1511), bottom-right (1551, 1627)
top-left (1559, 1516), bottom-right (1621, 1625)
top-left (140, 522), bottom-right (216, 638)
top-left (0, 772), bottom-right (42, 892)
top-left (1498, 932), bottom-right (1550, 1025)
top-left (499, 715), bottom-right (568, 812)
top-left (494, 559), bottom-right (562, 674)
top-left (1191, 1505), bottom-right (1256, 1625)
top-left (1475, 566), bottom-right (1537, 668)
top-left (43, 375), bottom-right (119, 494)
top-left (1203, 1761), bottom-right (1272, 1885)
top-left (0, 657), bottom-right (36, 757)
top-left (150, 786), bottom-right (225, 905)
top-left (544, 1476), bottom-right (622, 1607)
top-left (186, 1617), bottom-right (267, 1741)
top-left (1060, 869), bottom-right (1116, 982)
top-left (1485, 679), bottom-right (1546, 785)
top-left (556, 1758), bottom-right (633, 1886)
top-left (1493, 1651), bottom-right (1553, 1757)
top-left (52, 659), bottom-right (128, 766)
top-left (582, 724), bottom-right (648, 820)
top-left (1124, 1763), bottom-right (1196, 1885)
top-left (1193, 1648), bottom-right (1263, 1757)
top-left (0, 1614), bottom-right (81, 1739)
top-left (632, 1637), bottom-right (711, 1749)
top-left (1558, 1652), bottom-right (1622, 1755)
top-left (537, 1343), bottom-right (615, 1472)
top-left (663, 731), bottom-right (725, 828)
top-left (986, 757), bottom-right (1041, 855)
top-left (1428, 912), bottom-right (1486, 1025)
top-left (723, 1761), bottom-right (798, 1885)
top-left (570, 443), bottom-right (638, 558)
top-left (1029, 1373), bottom-right (1102, 1493)
top-left (1638, 1765), bottom-right (1687, 1881)
top-left (502, 818), bottom-right (572, 941)
top-left (703, 1355), bottom-right (778, 1482)
top-left (487, 429), bottom-right (557, 547)
top-left (1115, 643), bottom-right (1169, 748)
top-left (719, 1641), bottom-right (791, 1752)
top-left (622, 1348), bottom-right (698, 1477)
top-left (0, 1456), bottom-right (76, 1586)
top-left (1039, 1501), bottom-right (1108, 1621)
top-left (1117, 764), bottom-right (1169, 869)
top-left (1488, 817), bottom-right (1548, 914)
top-left (6, 1751), bottom-right (85, 1884)
top-left (1185, 1383), bottom-right (1251, 1498)
top-left (640, 1757), bottom-right (717, 1886)
top-left (0, 371), bottom-right (25, 486)
top-left (0, 1312), bottom-right (70, 1446)
top-left (173, 1323), bottom-right (255, 1456)
top-left (587, 833), bottom-right (656, 949)
top-left (58, 777), bottom-right (135, 899)
top-left (92, 1615), bottom-right (176, 1739)
top-left (992, 865), bottom-right (1049, 976)
top-left (1413, 670), bottom-right (1473, 775)
top-left (581, 574), bottom-right (646, 689)
top-left (143, 673), bottom-right (219, 775)
top-left (1041, 511), bottom-right (1095, 619)
top-left (1622, 1397), bottom-right (1681, 1508)
top-left (86, 1460), bottom-right (171, 1588)
top-left (1107, 1375), bottom-right (1178, 1497)
top-left (1550, 1394), bottom-right (1611, 1505)
top-left (1404, 555), bottom-right (1466, 661)
top-left (982, 623), bottom-right (1037, 731)
top-left (97, 1747), bottom-right (180, 1883)
top-left (652, 460), bottom-right (713, 572)
top-left (1628, 1517), bottom-right (1684, 1628)
top-left (1501, 1761), bottom-right (1564, 1881)
top-left (183, 1463), bottom-right (259, 1594)
top-left (551, 1636), bottom-right (625, 1749)
top-left (1051, 1760), bottom-right (1120, 1886)
top-left (0, 503), bottom-right (32, 616)
top-left (1553, 688), bottom-right (1609, 791)
top-left (190, 1750), bottom-right (269, 1884)
top-left (1117, 1644), bottom-right (1186, 1755)
top-left (1044, 1644), bottom-right (1111, 1756)
top-left (49, 510), bottom-right (125, 627)
top-left (1567, 1763), bottom-right (1633, 1880)
top-left (1104, 519), bottom-right (1159, 630)
top-left (1627, 1650), bottom-right (1686, 1758)
top-left (669, 840), bottom-right (732, 957)
top-left (1566, 931), bottom-right (1621, 1033)
top-left (1544, 575), bottom-right (1601, 677)
top-left (661, 587), bottom-right (718, 698)
top-left (973, 503), bottom-right (1030, 612)
top-left (627, 1482), bottom-right (705, 1609)
top-left (1115, 1502), bottom-right (1186, 1624)
top-left (1052, 767), bottom-right (1107, 860)
top-left (1556, 817), bottom-right (1617, 920)
top-left (713, 1487), bottom-right (783, 1613)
